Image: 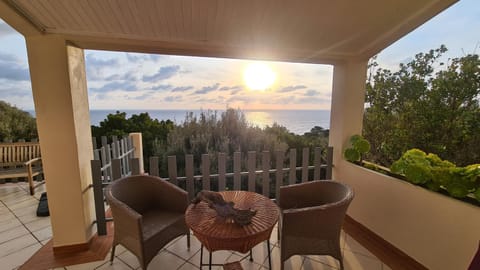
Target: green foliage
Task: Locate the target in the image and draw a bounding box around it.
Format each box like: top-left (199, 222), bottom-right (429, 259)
top-left (91, 111), bottom-right (174, 164)
top-left (160, 108), bottom-right (329, 178)
top-left (391, 149), bottom-right (480, 201)
top-left (364, 46), bottom-right (480, 167)
top-left (0, 101), bottom-right (37, 142)
top-left (344, 148), bottom-right (361, 162)
top-left (344, 134), bottom-right (370, 162)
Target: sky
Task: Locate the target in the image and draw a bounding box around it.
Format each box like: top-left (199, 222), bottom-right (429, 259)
top-left (0, 0), bottom-right (478, 111)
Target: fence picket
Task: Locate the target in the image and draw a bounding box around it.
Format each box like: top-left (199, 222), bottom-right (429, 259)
top-left (326, 146), bottom-right (333, 179)
top-left (218, 153), bottom-right (226, 191)
top-left (233, 152), bottom-right (241, 190)
top-left (302, 148), bottom-right (309, 182)
top-left (168, 156), bottom-right (178, 186)
top-left (275, 150), bottom-right (284, 201)
top-left (262, 151), bottom-right (270, 197)
top-left (186, 155), bottom-right (194, 199)
top-left (91, 160), bottom-right (106, 236)
top-left (149, 157), bottom-right (159, 176)
top-left (248, 151), bottom-right (256, 192)
top-left (202, 154), bottom-right (210, 191)
top-left (289, 149), bottom-right (296, 185)
top-left (314, 147), bottom-right (321, 180)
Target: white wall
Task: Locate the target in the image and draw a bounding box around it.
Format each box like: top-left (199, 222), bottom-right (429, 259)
top-left (335, 160), bottom-right (480, 270)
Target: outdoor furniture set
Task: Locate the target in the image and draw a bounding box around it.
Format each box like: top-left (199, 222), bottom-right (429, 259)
top-left (106, 175), bottom-right (354, 270)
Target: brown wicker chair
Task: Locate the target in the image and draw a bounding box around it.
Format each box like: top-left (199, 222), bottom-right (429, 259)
top-left (279, 180), bottom-right (354, 270)
top-left (105, 175), bottom-right (190, 269)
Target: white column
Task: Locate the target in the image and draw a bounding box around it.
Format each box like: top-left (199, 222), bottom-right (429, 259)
top-left (26, 35), bottom-right (95, 248)
top-left (328, 60), bottom-right (368, 170)
top-left (129, 132), bottom-right (144, 174)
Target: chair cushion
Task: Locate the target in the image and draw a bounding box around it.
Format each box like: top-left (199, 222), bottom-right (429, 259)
top-left (142, 210), bottom-right (185, 240)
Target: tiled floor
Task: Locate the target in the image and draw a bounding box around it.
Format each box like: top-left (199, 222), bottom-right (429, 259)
top-left (0, 182), bottom-right (391, 270)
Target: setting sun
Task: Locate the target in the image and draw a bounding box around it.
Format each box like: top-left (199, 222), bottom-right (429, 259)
top-left (243, 62), bottom-right (276, 91)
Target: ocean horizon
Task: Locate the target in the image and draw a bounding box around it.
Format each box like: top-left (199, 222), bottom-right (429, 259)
top-left (29, 109), bottom-right (330, 135)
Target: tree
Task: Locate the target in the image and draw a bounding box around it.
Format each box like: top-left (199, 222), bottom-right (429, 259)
top-left (91, 111), bottom-right (174, 164)
top-left (0, 101), bottom-right (37, 142)
top-left (364, 45), bottom-right (480, 167)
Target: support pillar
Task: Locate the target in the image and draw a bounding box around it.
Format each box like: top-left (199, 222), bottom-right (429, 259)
top-left (328, 60), bottom-right (368, 169)
top-left (26, 35), bottom-right (95, 248)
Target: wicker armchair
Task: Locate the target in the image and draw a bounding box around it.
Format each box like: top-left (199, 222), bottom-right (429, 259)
top-left (105, 175), bottom-right (190, 269)
top-left (279, 180), bottom-right (354, 270)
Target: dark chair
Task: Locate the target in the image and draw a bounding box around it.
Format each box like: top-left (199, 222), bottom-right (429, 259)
top-left (105, 175), bottom-right (190, 269)
top-left (279, 180), bottom-right (354, 270)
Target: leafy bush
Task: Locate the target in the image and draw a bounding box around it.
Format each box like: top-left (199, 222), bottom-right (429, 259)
top-left (344, 134), bottom-right (371, 162)
top-left (391, 149), bottom-right (480, 201)
top-left (0, 101), bottom-right (37, 142)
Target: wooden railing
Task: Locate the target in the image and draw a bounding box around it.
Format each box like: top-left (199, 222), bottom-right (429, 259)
top-left (91, 146), bottom-right (333, 235)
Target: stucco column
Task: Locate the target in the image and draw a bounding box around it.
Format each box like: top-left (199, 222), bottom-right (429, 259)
top-left (328, 60), bottom-right (368, 171)
top-left (26, 35), bottom-right (95, 248)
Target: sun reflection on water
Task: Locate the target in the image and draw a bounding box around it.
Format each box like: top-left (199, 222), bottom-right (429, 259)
top-left (244, 111), bottom-right (274, 129)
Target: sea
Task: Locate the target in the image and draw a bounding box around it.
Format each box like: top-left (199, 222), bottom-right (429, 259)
top-left (30, 110), bottom-right (330, 135)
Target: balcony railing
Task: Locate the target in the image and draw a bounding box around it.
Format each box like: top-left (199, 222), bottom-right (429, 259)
top-left (90, 146), bottom-right (333, 235)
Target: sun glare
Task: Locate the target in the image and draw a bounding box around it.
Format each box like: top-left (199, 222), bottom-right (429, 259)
top-left (243, 62), bottom-right (276, 91)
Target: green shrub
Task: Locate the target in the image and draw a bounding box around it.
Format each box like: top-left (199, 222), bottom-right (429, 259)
top-left (391, 149), bottom-right (480, 201)
top-left (344, 134), bottom-right (370, 162)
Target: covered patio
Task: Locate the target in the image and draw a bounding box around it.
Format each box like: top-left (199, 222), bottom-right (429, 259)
top-left (1, 0), bottom-right (479, 269)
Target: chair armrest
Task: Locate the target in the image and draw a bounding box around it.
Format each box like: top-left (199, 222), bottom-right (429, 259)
top-left (106, 190), bottom-right (143, 238)
top-left (24, 157), bottom-right (42, 166)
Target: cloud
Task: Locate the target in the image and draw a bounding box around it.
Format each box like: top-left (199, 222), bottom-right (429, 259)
top-left (125, 53), bottom-right (150, 63)
top-left (219, 85), bottom-right (244, 94)
top-left (219, 85), bottom-right (239, 91)
top-left (142, 65), bottom-right (180, 82)
top-left (90, 81), bottom-right (137, 92)
top-left (164, 95), bottom-right (183, 102)
top-left (150, 84), bottom-right (172, 91)
top-left (149, 54), bottom-right (162, 62)
top-left (0, 53), bottom-right (30, 81)
top-left (194, 83), bottom-right (220, 94)
top-left (277, 85), bottom-right (307, 93)
top-left (171, 86), bottom-right (194, 92)
top-left (0, 22), bottom-right (15, 37)
top-left (105, 72), bottom-right (137, 81)
top-left (86, 54), bottom-right (119, 67)
top-left (85, 54), bottom-right (120, 80)
top-left (304, 90), bottom-right (320, 96)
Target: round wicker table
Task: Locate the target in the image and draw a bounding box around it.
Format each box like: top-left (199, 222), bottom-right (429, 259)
top-left (185, 191), bottom-right (279, 269)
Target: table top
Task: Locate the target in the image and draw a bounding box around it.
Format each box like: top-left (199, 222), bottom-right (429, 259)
top-left (185, 190), bottom-right (279, 253)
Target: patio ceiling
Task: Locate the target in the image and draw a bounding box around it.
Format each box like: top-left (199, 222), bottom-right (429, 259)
top-left (2, 0), bottom-right (457, 63)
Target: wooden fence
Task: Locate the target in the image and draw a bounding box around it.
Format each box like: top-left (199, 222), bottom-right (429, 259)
top-left (91, 146), bottom-right (333, 235)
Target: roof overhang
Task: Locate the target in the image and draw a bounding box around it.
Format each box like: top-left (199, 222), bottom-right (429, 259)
top-left (1, 0), bottom-right (458, 64)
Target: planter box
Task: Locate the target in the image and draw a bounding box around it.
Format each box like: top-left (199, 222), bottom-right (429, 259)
top-left (335, 160), bottom-right (480, 270)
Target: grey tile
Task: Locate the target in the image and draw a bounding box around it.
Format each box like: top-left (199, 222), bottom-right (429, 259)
top-left (24, 217), bottom-right (51, 232)
top-left (0, 233), bottom-right (38, 258)
top-left (0, 225), bottom-right (30, 245)
top-left (0, 242), bottom-right (41, 270)
top-left (343, 250), bottom-right (383, 270)
top-left (147, 250), bottom-right (186, 270)
top-left (31, 226), bottom-right (52, 241)
top-left (343, 235), bottom-right (377, 259)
